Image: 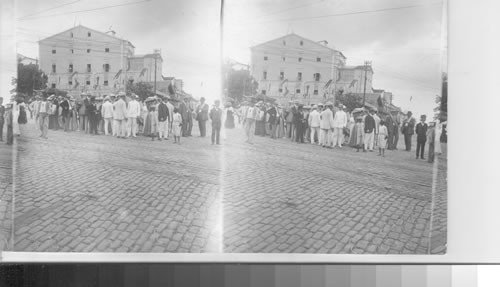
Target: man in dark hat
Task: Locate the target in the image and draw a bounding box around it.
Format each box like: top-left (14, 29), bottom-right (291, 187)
top-left (415, 114), bottom-right (428, 159)
top-left (157, 97), bottom-right (170, 141)
top-left (87, 96), bottom-right (99, 135)
top-left (196, 97), bottom-right (209, 137)
top-left (60, 95), bottom-right (71, 132)
top-left (363, 109), bottom-right (376, 152)
top-left (209, 100), bottom-right (223, 145)
top-left (402, 111), bottom-right (416, 151)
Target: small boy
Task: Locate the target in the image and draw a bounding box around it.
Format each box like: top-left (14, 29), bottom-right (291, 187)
top-left (4, 103), bottom-right (14, 145)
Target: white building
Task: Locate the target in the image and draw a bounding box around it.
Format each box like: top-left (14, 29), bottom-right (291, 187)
top-left (250, 33), bottom-right (346, 106)
top-left (336, 65), bottom-right (374, 95)
top-left (17, 53), bottom-right (38, 65)
top-left (38, 25), bottom-right (163, 98)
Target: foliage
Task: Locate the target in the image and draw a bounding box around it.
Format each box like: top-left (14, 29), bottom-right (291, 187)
top-left (126, 81), bottom-right (155, 101)
top-left (15, 63), bottom-right (48, 101)
top-left (334, 90), bottom-right (363, 112)
top-left (434, 73), bottom-right (447, 121)
top-left (223, 64), bottom-right (258, 103)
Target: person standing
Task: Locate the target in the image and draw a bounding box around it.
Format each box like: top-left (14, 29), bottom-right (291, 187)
top-left (113, 93), bottom-right (127, 138)
top-left (435, 118), bottom-right (446, 155)
top-left (402, 111), bottom-right (416, 151)
top-left (294, 104), bottom-right (306, 143)
top-left (377, 120), bottom-right (388, 157)
top-left (87, 97), bottom-right (99, 135)
top-left (363, 110), bottom-right (376, 152)
top-left (373, 110), bottom-right (381, 148)
top-left (332, 105), bottom-right (348, 148)
top-left (393, 111), bottom-right (401, 149)
top-left (210, 100), bottom-right (223, 145)
top-left (267, 103), bottom-right (278, 139)
top-left (415, 115), bottom-right (428, 160)
top-left (172, 107), bottom-right (182, 144)
top-left (319, 103), bottom-right (335, 148)
top-left (385, 112), bottom-right (395, 150)
top-left (78, 94), bottom-right (88, 132)
top-left (244, 102), bottom-right (258, 144)
top-left (179, 97), bottom-right (191, 137)
top-left (126, 94), bottom-right (141, 138)
top-left (427, 121), bottom-right (436, 163)
top-left (101, 97), bottom-right (114, 135)
top-left (29, 96), bottom-right (41, 122)
top-left (225, 104), bottom-right (235, 130)
top-left (166, 99), bottom-right (174, 137)
top-left (0, 97), bottom-right (4, 142)
top-left (60, 96), bottom-right (70, 132)
top-left (37, 95), bottom-right (50, 139)
top-left (196, 97), bottom-right (209, 137)
top-left (157, 97), bottom-right (170, 141)
top-left (4, 103), bottom-right (13, 145)
top-left (308, 105), bottom-right (321, 145)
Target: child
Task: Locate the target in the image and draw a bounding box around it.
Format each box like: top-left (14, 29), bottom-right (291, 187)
top-left (172, 108), bottom-right (182, 144)
top-left (377, 120), bottom-right (388, 157)
top-left (5, 103), bottom-right (14, 145)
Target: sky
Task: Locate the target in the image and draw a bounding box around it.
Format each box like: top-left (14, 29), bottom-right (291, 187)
top-left (11, 0), bottom-right (222, 103)
top-left (223, 0), bottom-right (447, 118)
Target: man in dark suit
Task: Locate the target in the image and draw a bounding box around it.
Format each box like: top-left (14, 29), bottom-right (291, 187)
top-left (267, 103), bottom-right (279, 139)
top-left (59, 96), bottom-right (70, 132)
top-left (363, 109), bottom-right (376, 151)
top-left (385, 113), bottom-right (395, 150)
top-left (415, 114), bottom-right (428, 159)
top-left (196, 97), bottom-right (209, 137)
top-left (210, 100), bottom-right (223, 145)
top-left (402, 111), bottom-right (416, 151)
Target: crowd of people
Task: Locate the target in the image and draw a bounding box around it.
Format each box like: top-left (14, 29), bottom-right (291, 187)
top-left (236, 100), bottom-right (447, 162)
top-left (1, 93), bottom-right (446, 163)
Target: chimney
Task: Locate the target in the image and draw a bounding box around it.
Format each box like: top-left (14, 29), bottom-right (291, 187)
top-left (317, 40), bottom-right (329, 46)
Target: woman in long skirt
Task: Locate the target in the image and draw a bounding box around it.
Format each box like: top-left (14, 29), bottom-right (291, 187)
top-left (144, 103), bottom-right (159, 140)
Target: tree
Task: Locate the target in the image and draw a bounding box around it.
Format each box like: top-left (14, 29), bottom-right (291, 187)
top-left (126, 81), bottom-right (154, 101)
top-left (223, 65), bottom-right (258, 103)
top-left (434, 73), bottom-right (447, 121)
top-left (334, 90), bottom-right (363, 112)
top-left (15, 63), bottom-right (48, 100)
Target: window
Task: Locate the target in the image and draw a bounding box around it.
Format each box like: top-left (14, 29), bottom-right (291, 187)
top-left (70, 49), bottom-right (74, 54)
top-left (88, 32), bottom-right (91, 37)
top-left (314, 73), bottom-right (321, 81)
top-left (263, 56), bottom-right (268, 61)
top-left (105, 48), bottom-right (110, 53)
top-left (261, 90), bottom-right (266, 95)
top-left (104, 64), bottom-right (110, 72)
top-left (68, 64), bottom-right (73, 72)
top-left (298, 57), bottom-right (302, 62)
top-left (297, 72), bottom-right (302, 81)
top-left (68, 81), bottom-right (72, 86)
top-left (87, 49), bottom-right (91, 53)
top-left (87, 64), bottom-right (91, 72)
top-left (279, 72), bottom-right (284, 80)
top-left (52, 64), bottom-right (56, 73)
top-left (262, 71), bottom-right (267, 80)
top-left (279, 88), bottom-right (283, 93)
top-left (70, 32), bottom-right (73, 38)
top-left (104, 80), bottom-right (109, 86)
top-left (300, 40), bottom-right (303, 46)
top-left (296, 89), bottom-right (301, 94)
top-left (283, 40), bottom-right (286, 45)
top-left (316, 57), bottom-right (321, 62)
top-left (313, 90), bottom-right (318, 95)
top-left (86, 80), bottom-right (91, 85)
top-left (51, 83), bottom-right (56, 88)
top-left (52, 49), bottom-right (56, 54)
top-left (282, 57), bottom-right (285, 61)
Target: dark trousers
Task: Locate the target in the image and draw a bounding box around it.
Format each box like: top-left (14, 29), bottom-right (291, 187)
top-left (393, 128), bottom-right (399, 149)
top-left (295, 124), bottom-right (304, 143)
top-left (6, 125), bottom-right (13, 145)
top-left (287, 122), bottom-right (293, 138)
top-left (89, 115), bottom-right (98, 134)
top-left (404, 134), bottom-right (412, 151)
top-left (0, 120), bottom-right (4, 140)
top-left (416, 140), bottom-right (426, 158)
top-left (182, 119), bottom-right (189, 136)
top-left (211, 125), bottom-right (221, 144)
top-left (387, 132), bottom-right (394, 149)
top-left (198, 120), bottom-right (207, 137)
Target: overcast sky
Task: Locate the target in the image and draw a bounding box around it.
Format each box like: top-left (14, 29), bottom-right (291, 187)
top-left (223, 0), bottom-right (447, 118)
top-left (13, 0), bottom-right (221, 103)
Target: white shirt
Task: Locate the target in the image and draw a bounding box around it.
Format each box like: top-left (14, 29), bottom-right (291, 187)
top-left (101, 101), bottom-right (114, 118)
top-left (308, 110), bottom-right (321, 128)
top-left (333, 110), bottom-right (347, 128)
top-left (127, 100), bottom-right (141, 118)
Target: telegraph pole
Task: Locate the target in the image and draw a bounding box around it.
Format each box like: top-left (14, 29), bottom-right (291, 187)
top-left (362, 61), bottom-right (371, 107)
top-left (154, 54), bottom-right (157, 95)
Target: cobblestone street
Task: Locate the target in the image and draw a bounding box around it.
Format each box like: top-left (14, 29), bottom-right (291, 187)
top-left (1, 119), bottom-right (446, 254)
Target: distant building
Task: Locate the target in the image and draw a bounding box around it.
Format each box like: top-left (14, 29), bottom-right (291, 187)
top-left (38, 25), bottom-right (163, 98)
top-left (17, 53), bottom-right (38, 65)
top-left (250, 33), bottom-right (346, 106)
top-left (336, 65), bottom-right (374, 95)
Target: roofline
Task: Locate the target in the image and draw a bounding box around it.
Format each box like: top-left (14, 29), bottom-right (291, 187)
top-left (250, 33), bottom-right (336, 52)
top-left (38, 25), bottom-right (135, 48)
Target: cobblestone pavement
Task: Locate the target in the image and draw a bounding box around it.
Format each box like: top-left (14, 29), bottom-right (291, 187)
top-left (222, 123), bottom-right (447, 254)
top-left (2, 119), bottom-right (446, 254)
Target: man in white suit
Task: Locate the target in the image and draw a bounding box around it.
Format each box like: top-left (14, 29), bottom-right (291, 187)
top-left (308, 104), bottom-right (321, 145)
top-left (319, 102), bottom-right (335, 148)
top-left (101, 96), bottom-right (114, 135)
top-left (332, 104), bottom-right (348, 147)
top-left (113, 92), bottom-right (127, 138)
top-left (126, 94), bottom-right (141, 137)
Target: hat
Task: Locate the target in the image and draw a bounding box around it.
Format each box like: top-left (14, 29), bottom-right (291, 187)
top-left (326, 102), bottom-right (333, 106)
top-left (318, 103), bottom-right (324, 106)
top-left (312, 105), bottom-right (318, 109)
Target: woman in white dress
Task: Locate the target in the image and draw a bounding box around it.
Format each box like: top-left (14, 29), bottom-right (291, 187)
top-left (434, 119), bottom-right (446, 155)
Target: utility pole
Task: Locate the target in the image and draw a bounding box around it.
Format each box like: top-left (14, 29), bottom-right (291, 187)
top-left (362, 60), bottom-right (371, 107)
top-left (154, 53), bottom-right (157, 96)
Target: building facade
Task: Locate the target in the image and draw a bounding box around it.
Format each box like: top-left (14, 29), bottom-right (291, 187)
top-left (336, 65), bottom-right (374, 95)
top-left (38, 25), bottom-right (163, 98)
top-left (250, 33), bottom-right (346, 106)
